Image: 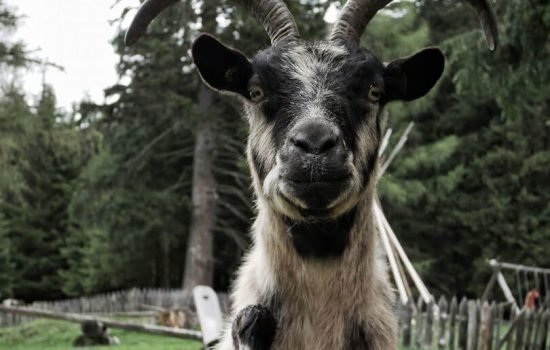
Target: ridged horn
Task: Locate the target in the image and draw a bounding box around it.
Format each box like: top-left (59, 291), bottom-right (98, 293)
top-left (125, 0), bottom-right (300, 46)
top-left (329, 0), bottom-right (498, 50)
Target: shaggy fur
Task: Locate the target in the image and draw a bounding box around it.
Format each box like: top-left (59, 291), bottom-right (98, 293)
top-left (207, 41), bottom-right (404, 350)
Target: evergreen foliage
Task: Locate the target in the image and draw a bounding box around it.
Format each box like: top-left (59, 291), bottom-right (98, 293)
top-left (377, 0), bottom-right (550, 295)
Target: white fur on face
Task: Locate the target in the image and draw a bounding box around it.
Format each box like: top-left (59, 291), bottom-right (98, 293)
top-left (281, 43), bottom-right (347, 99)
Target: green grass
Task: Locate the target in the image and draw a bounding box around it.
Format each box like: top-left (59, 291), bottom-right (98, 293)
top-left (0, 319), bottom-right (202, 350)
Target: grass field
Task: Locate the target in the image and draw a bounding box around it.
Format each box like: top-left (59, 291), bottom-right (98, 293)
top-left (0, 319), bottom-right (203, 350)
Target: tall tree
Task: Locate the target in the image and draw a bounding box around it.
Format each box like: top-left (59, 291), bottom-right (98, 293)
top-left (181, 0), bottom-right (218, 296)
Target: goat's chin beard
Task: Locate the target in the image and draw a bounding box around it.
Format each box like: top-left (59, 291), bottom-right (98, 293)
top-left (262, 165), bottom-right (362, 221)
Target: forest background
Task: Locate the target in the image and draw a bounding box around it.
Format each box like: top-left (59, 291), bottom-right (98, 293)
top-left (0, 0), bottom-right (548, 302)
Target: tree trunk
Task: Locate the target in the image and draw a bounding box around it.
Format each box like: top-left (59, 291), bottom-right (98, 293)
top-left (160, 230), bottom-right (170, 288)
top-left (182, 84), bottom-right (216, 295)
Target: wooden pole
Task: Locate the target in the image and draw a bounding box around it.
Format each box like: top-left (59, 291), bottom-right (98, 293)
top-left (489, 259), bottom-right (550, 275)
top-left (378, 128), bottom-right (393, 156)
top-left (496, 271), bottom-right (520, 313)
top-left (374, 202), bottom-right (433, 304)
top-left (378, 122), bottom-right (414, 177)
top-left (0, 305), bottom-right (202, 341)
top-left (481, 272), bottom-right (497, 302)
top-left (375, 207), bottom-right (408, 305)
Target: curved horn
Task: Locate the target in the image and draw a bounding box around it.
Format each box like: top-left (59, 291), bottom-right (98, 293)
top-left (465, 0), bottom-right (498, 50)
top-left (329, 0), bottom-right (498, 50)
top-left (125, 0), bottom-right (300, 46)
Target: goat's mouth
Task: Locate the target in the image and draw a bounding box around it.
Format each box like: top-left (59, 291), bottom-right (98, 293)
top-left (262, 157), bottom-right (362, 219)
top-left (274, 175), bottom-right (361, 219)
top-left (282, 177), bottom-right (350, 209)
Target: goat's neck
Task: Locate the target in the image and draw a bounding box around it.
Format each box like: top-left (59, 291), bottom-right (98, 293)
top-left (253, 186), bottom-right (378, 285)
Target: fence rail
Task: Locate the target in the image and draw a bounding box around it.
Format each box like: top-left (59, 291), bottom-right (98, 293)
top-left (397, 296), bottom-right (550, 350)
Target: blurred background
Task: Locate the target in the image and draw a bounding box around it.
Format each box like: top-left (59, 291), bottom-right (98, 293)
top-left (0, 0), bottom-right (548, 305)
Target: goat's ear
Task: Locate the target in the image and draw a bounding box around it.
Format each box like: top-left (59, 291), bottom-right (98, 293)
top-left (383, 48), bottom-right (445, 102)
top-left (191, 34), bottom-right (253, 98)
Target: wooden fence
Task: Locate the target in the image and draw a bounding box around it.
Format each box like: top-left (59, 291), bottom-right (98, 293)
top-left (397, 296), bottom-right (550, 350)
top-left (2, 291), bottom-right (550, 350)
top-left (0, 288), bottom-right (219, 328)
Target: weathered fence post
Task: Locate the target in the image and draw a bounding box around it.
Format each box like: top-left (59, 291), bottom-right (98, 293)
top-left (488, 302), bottom-right (497, 350)
top-left (494, 304), bottom-right (503, 350)
top-left (505, 305), bottom-right (518, 350)
top-left (467, 300), bottom-right (478, 350)
top-left (513, 309), bottom-right (527, 350)
top-left (477, 301), bottom-right (492, 350)
top-left (523, 310), bottom-right (535, 350)
top-left (426, 301), bottom-right (435, 348)
top-left (449, 297), bottom-right (458, 350)
top-left (529, 309), bottom-right (543, 350)
top-left (439, 296), bottom-right (449, 349)
top-left (458, 298), bottom-right (468, 350)
top-left (402, 299), bottom-right (414, 348)
top-left (535, 310), bottom-right (549, 350)
top-left (415, 297), bottom-right (425, 349)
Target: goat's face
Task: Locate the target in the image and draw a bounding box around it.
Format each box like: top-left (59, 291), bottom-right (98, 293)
top-left (192, 36), bottom-right (444, 220)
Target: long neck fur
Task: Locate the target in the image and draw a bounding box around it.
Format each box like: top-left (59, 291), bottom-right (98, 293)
top-left (252, 177), bottom-right (379, 300)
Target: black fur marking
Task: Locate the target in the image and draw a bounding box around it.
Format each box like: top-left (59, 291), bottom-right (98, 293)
top-left (346, 321), bottom-right (370, 349)
top-left (259, 292), bottom-right (282, 326)
top-left (251, 148), bottom-right (268, 182)
top-left (232, 305), bottom-right (277, 350)
top-left (283, 208), bottom-right (357, 259)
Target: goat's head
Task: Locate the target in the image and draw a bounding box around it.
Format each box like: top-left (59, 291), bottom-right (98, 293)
top-left (126, 0), bottom-right (497, 221)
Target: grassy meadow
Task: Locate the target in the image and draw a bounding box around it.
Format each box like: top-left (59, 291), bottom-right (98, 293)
top-left (0, 320), bottom-right (202, 350)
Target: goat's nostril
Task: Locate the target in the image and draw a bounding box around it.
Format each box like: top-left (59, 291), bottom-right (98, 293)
top-left (319, 136), bottom-right (337, 154)
top-left (291, 135), bottom-right (312, 153)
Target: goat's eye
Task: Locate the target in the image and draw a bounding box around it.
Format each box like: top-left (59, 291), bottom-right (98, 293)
top-left (368, 85), bottom-right (382, 102)
top-left (249, 85), bottom-right (264, 102)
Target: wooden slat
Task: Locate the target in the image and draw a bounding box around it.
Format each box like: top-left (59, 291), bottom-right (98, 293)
top-left (529, 309), bottom-right (544, 350)
top-left (467, 300), bottom-right (478, 350)
top-left (513, 310), bottom-right (526, 350)
top-left (449, 297), bottom-right (458, 350)
top-left (426, 301), bottom-right (435, 347)
top-left (458, 298), bottom-right (468, 350)
top-left (402, 299), bottom-right (414, 348)
top-left (438, 296), bottom-right (449, 349)
top-left (523, 310), bottom-right (535, 350)
top-left (484, 301), bottom-right (493, 350)
top-left (537, 310), bottom-right (550, 350)
top-left (415, 297), bottom-right (425, 348)
top-left (494, 304), bottom-right (503, 350)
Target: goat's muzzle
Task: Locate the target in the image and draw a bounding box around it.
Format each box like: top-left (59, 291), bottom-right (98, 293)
top-left (277, 119), bottom-right (355, 213)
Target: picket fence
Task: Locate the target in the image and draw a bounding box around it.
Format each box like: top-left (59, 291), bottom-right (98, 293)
top-left (0, 288), bottom-right (208, 328)
top-left (2, 291), bottom-right (549, 350)
top-left (397, 296), bottom-right (550, 350)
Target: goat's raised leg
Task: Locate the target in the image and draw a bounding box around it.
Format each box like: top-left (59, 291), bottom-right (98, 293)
top-left (231, 305), bottom-right (276, 350)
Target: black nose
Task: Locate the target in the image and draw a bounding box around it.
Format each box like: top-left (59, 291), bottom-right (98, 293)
top-left (289, 120), bottom-right (340, 155)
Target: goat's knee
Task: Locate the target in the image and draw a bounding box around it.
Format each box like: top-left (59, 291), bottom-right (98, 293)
top-left (231, 305), bottom-right (276, 350)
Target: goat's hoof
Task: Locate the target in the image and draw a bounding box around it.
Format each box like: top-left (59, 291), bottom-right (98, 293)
top-left (232, 305), bottom-right (276, 350)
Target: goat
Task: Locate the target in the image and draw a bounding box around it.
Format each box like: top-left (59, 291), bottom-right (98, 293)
top-left (126, 1), bottom-right (497, 349)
